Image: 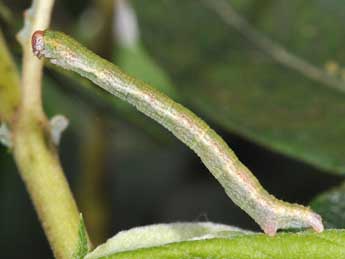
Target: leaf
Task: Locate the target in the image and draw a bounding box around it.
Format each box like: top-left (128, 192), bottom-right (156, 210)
top-left (117, 44), bottom-right (177, 99)
top-left (114, 0), bottom-right (177, 99)
top-left (311, 182), bottom-right (345, 229)
top-left (73, 215), bottom-right (90, 259)
top-left (85, 223), bottom-right (345, 259)
top-left (131, 0), bottom-right (345, 174)
top-left (85, 222), bottom-right (251, 259)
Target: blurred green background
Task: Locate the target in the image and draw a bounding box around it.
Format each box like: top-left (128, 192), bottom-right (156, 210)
top-left (1, 0), bottom-right (345, 258)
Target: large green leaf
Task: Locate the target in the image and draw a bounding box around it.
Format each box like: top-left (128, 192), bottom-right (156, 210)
top-left (85, 223), bottom-right (345, 259)
top-left (311, 181), bottom-right (345, 228)
top-left (131, 0), bottom-right (345, 174)
top-left (117, 44), bottom-right (177, 99)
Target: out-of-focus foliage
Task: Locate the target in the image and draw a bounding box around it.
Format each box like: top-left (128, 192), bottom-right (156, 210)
top-left (311, 181), bottom-right (345, 229)
top-left (117, 45), bottom-right (177, 99)
top-left (131, 0), bottom-right (345, 174)
top-left (0, 30), bottom-right (19, 122)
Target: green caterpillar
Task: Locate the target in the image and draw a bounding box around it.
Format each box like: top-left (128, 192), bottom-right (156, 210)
top-left (32, 30), bottom-right (323, 236)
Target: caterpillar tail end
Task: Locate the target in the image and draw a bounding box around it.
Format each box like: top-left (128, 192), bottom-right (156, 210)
top-left (32, 30), bottom-right (45, 59)
top-left (261, 210), bottom-right (324, 237)
top-left (308, 212), bottom-right (324, 233)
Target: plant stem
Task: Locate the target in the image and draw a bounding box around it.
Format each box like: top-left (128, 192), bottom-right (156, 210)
top-left (17, 0), bottom-right (54, 115)
top-left (12, 1), bottom-right (89, 259)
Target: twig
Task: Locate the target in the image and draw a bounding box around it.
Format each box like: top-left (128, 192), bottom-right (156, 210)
top-left (12, 1), bottom-right (90, 259)
top-left (202, 0), bottom-right (345, 93)
top-left (17, 0), bottom-right (56, 114)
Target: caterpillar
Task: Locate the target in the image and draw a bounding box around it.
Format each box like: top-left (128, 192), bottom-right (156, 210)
top-left (32, 30), bottom-right (324, 236)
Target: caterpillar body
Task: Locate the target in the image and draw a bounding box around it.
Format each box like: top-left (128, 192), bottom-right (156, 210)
top-left (32, 30), bottom-right (323, 236)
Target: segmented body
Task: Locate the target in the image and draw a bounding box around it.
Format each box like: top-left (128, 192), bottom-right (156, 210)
top-left (32, 30), bottom-right (323, 235)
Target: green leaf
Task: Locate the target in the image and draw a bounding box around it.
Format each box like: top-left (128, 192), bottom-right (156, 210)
top-left (117, 44), bottom-right (177, 99)
top-left (131, 0), bottom-right (345, 174)
top-left (73, 215), bottom-right (90, 259)
top-left (114, 0), bottom-right (177, 99)
top-left (85, 223), bottom-right (345, 259)
top-left (86, 222), bottom-right (250, 259)
top-left (311, 182), bottom-right (345, 229)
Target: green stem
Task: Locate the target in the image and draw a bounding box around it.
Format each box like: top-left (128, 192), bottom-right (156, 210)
top-left (13, 115), bottom-right (84, 259)
top-left (11, 1), bottom-right (89, 258)
top-left (33, 30), bottom-right (323, 236)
